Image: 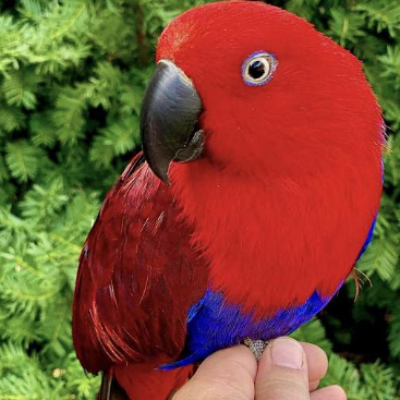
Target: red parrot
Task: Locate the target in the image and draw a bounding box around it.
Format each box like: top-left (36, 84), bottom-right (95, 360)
top-left (72, 2), bottom-right (385, 399)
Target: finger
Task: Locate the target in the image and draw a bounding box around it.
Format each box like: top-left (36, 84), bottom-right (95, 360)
top-left (309, 379), bottom-right (320, 391)
top-left (255, 337), bottom-right (310, 400)
top-left (300, 342), bottom-right (328, 383)
top-left (173, 345), bottom-right (257, 400)
top-left (310, 385), bottom-right (347, 400)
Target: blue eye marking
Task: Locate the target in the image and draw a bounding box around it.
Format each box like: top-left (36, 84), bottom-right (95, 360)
top-left (242, 50), bottom-right (278, 87)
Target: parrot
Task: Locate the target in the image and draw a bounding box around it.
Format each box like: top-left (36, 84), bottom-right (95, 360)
top-left (72, 1), bottom-right (385, 400)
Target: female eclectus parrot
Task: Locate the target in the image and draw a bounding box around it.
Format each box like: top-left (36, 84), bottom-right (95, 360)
top-left (72, 1), bottom-right (385, 399)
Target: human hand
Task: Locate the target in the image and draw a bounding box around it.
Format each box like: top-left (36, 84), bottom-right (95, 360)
top-left (172, 337), bottom-right (346, 400)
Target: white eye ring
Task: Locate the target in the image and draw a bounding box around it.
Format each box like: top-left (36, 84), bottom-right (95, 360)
top-left (242, 51), bottom-right (277, 86)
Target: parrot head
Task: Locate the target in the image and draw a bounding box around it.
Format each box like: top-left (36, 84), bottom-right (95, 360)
top-left (141, 1), bottom-right (382, 184)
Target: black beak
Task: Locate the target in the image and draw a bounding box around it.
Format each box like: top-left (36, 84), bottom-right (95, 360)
top-left (140, 60), bottom-right (204, 184)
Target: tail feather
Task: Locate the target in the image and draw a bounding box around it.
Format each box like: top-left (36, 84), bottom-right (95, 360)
top-left (111, 364), bottom-right (194, 400)
top-left (97, 372), bottom-right (129, 400)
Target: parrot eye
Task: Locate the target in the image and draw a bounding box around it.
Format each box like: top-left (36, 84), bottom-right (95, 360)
top-left (242, 51), bottom-right (277, 86)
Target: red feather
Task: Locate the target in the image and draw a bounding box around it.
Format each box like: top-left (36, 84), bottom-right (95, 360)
top-left (73, 2), bottom-right (385, 398)
top-left (113, 364), bottom-right (194, 400)
top-left (72, 154), bottom-right (207, 379)
top-left (158, 1), bottom-right (384, 315)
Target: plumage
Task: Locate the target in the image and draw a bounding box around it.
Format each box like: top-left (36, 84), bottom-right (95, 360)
top-left (72, 2), bottom-right (385, 399)
top-left (73, 155), bottom-right (207, 373)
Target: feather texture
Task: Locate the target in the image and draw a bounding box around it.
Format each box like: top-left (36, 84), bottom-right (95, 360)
top-left (72, 2), bottom-right (386, 399)
top-left (160, 0), bottom-right (384, 315)
top-left (72, 154), bottom-right (207, 373)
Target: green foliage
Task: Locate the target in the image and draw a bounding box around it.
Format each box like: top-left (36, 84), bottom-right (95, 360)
top-left (0, 0), bottom-right (399, 398)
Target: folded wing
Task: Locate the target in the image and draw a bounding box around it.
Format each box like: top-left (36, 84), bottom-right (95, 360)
top-left (72, 154), bottom-right (207, 373)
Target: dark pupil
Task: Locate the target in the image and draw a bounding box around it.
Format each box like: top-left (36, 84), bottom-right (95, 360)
top-left (248, 60), bottom-right (265, 79)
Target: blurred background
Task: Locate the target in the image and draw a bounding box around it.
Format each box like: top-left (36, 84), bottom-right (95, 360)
top-left (0, 0), bottom-right (399, 399)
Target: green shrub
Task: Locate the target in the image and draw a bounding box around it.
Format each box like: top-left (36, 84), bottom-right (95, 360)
top-left (0, 0), bottom-right (399, 399)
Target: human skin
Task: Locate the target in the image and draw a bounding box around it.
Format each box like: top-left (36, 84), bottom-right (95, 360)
top-left (173, 337), bottom-right (347, 400)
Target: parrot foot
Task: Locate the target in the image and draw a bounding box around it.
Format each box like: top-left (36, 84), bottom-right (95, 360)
top-left (243, 338), bottom-right (268, 361)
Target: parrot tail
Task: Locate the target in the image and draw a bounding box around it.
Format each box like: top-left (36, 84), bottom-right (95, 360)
top-left (97, 364), bottom-right (194, 400)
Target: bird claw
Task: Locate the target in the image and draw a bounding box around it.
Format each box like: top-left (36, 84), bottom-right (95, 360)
top-left (243, 338), bottom-right (268, 361)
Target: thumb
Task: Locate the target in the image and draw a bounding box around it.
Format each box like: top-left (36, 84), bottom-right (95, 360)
top-left (173, 345), bottom-right (257, 400)
top-left (255, 337), bottom-right (310, 400)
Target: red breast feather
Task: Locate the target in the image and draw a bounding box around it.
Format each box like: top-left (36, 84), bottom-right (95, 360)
top-left (157, 1), bottom-right (384, 316)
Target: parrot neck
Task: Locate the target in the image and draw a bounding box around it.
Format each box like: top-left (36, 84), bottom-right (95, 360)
top-left (170, 154), bottom-right (381, 317)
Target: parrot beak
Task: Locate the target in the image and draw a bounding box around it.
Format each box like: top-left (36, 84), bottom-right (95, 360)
top-left (140, 60), bottom-right (204, 184)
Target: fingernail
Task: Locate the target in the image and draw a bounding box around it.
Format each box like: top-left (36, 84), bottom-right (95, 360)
top-left (271, 338), bottom-right (304, 370)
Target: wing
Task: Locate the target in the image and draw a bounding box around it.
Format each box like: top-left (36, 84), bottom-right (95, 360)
top-left (72, 153), bottom-right (208, 373)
